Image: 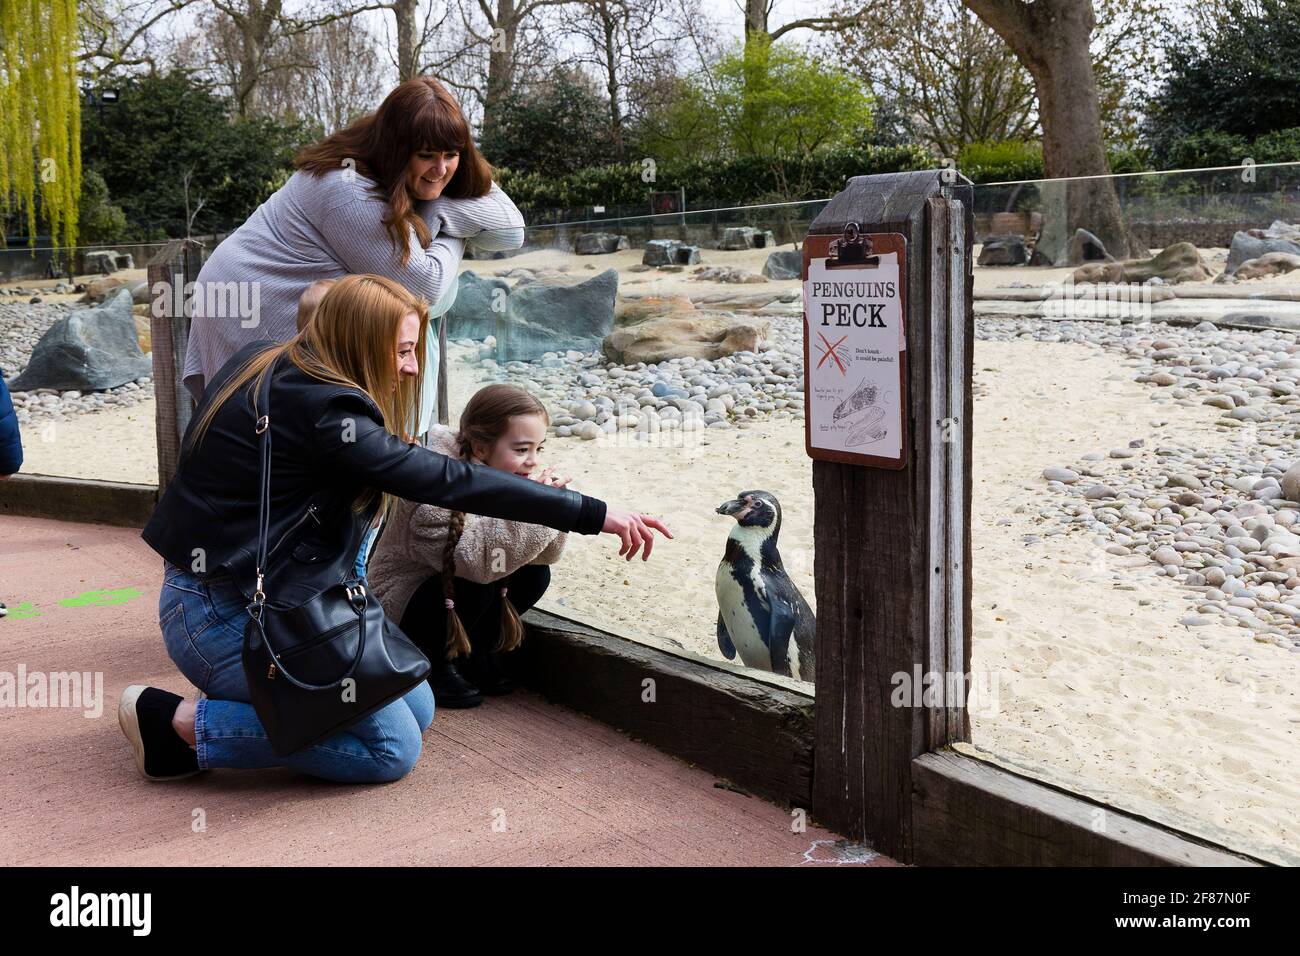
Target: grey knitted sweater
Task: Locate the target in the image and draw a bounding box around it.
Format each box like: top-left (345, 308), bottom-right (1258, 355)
top-left (181, 167), bottom-right (525, 407)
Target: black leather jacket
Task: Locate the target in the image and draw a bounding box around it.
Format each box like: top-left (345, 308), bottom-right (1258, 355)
top-left (142, 341), bottom-right (607, 604)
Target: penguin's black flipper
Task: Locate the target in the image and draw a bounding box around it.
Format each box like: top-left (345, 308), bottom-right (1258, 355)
top-left (765, 589), bottom-right (797, 676)
top-left (716, 612), bottom-right (737, 660)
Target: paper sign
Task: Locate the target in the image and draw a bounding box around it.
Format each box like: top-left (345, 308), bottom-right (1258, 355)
top-left (802, 232), bottom-right (907, 469)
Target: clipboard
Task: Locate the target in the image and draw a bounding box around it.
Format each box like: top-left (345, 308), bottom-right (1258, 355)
top-left (801, 225), bottom-right (908, 469)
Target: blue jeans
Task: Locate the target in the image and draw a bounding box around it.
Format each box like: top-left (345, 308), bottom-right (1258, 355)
top-left (157, 561), bottom-right (435, 783)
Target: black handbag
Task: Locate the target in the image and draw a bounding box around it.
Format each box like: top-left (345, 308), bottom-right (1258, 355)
top-left (241, 355), bottom-right (431, 756)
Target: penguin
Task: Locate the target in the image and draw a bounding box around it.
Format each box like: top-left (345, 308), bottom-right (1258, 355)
top-left (714, 489), bottom-right (816, 682)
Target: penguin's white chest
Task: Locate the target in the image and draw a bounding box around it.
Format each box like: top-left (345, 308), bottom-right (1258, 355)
top-left (716, 557), bottom-right (772, 671)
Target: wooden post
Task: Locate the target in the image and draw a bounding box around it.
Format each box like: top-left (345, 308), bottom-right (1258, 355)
top-left (147, 238), bottom-right (204, 491)
top-left (808, 170), bottom-right (974, 861)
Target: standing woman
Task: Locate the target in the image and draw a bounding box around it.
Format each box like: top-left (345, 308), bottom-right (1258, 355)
top-left (122, 274), bottom-right (670, 785)
top-left (182, 75), bottom-right (520, 442)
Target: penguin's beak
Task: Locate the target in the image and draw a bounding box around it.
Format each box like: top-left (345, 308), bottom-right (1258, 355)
top-left (716, 498), bottom-right (743, 516)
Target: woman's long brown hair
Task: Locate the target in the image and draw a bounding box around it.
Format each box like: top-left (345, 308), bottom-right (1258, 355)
top-left (186, 273), bottom-right (429, 517)
top-left (441, 384), bottom-right (551, 660)
top-left (294, 77), bottom-right (495, 266)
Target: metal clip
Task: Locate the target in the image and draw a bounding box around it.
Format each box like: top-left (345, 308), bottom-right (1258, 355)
top-left (827, 221), bottom-right (874, 267)
top-left (255, 414), bottom-right (270, 434)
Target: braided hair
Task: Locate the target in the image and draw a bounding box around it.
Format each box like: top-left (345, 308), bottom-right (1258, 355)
top-left (440, 384), bottom-right (550, 660)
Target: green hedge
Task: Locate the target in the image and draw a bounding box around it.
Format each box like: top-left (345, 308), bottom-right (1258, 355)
top-left (494, 145), bottom-right (934, 210)
top-left (494, 141), bottom-right (1173, 215)
top-left (955, 140), bottom-right (1148, 183)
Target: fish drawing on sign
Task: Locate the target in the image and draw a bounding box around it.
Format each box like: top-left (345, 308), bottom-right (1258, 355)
top-left (832, 376), bottom-right (878, 423)
top-left (844, 407), bottom-right (886, 446)
top-left (832, 376), bottom-right (888, 446)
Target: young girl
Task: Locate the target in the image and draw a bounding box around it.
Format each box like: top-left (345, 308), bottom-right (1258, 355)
top-left (368, 384), bottom-right (571, 707)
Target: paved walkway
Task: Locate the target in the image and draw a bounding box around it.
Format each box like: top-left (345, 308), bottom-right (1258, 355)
top-left (0, 515), bottom-right (893, 866)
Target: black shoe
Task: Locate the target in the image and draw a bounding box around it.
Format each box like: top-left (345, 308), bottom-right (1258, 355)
top-left (430, 658), bottom-right (482, 708)
top-left (118, 685), bottom-right (202, 781)
top-left (466, 647), bottom-right (516, 696)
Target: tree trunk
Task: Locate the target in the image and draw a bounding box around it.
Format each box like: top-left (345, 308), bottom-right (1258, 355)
top-left (743, 0), bottom-right (768, 48)
top-left (481, 0), bottom-right (520, 142)
top-left (602, 12), bottom-right (624, 162)
top-left (232, 0), bottom-right (284, 118)
top-left (963, 0), bottom-right (1143, 260)
top-left (392, 0), bottom-right (419, 80)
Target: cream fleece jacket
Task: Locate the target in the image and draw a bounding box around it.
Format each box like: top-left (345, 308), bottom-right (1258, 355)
top-left (368, 423), bottom-right (567, 626)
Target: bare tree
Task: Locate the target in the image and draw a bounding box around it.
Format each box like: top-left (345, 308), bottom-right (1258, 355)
top-left (369, 0), bottom-right (458, 81)
top-left (564, 0), bottom-right (682, 161)
top-left (181, 165), bottom-right (207, 236)
top-left (255, 14), bottom-right (390, 127)
top-left (739, 0), bottom-right (867, 53)
top-left (453, 0), bottom-right (577, 137)
top-left (203, 1), bottom-right (387, 117)
top-left (78, 0), bottom-right (205, 79)
top-left (828, 0), bottom-right (1037, 156)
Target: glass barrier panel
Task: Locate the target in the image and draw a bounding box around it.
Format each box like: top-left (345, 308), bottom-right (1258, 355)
top-left (969, 163), bottom-right (1300, 865)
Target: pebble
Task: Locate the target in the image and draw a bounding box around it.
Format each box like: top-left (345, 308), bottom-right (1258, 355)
top-left (979, 313), bottom-right (1300, 649)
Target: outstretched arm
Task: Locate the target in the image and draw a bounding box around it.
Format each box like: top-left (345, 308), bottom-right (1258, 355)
top-left (313, 392), bottom-right (605, 535)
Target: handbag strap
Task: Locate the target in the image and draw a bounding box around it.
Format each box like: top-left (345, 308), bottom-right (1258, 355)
top-left (251, 353), bottom-right (276, 606)
top-left (245, 351), bottom-right (371, 692)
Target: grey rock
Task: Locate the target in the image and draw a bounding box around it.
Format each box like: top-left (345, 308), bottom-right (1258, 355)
top-left (720, 226), bottom-right (776, 251)
top-left (448, 269), bottom-right (619, 361)
top-left (7, 288), bottom-right (150, 391)
top-left (761, 250), bottom-right (802, 279)
top-left (1063, 228), bottom-right (1111, 267)
top-left (1225, 231), bottom-right (1300, 274)
top-left (575, 232), bottom-right (629, 255)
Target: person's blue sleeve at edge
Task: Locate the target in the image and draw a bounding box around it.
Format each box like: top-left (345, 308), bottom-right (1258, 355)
top-left (0, 369), bottom-right (24, 476)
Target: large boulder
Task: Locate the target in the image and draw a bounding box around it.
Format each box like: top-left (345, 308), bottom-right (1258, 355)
top-left (761, 249), bottom-right (802, 279)
top-left (1063, 228), bottom-right (1112, 266)
top-left (642, 239), bottom-right (701, 267)
top-left (1071, 242), bottom-right (1213, 285)
top-left (446, 269), bottom-right (619, 360)
top-left (81, 275), bottom-right (128, 304)
top-left (504, 269), bottom-right (617, 357)
top-left (83, 249), bottom-right (133, 274)
top-left (132, 306), bottom-right (153, 354)
top-left (1254, 220), bottom-right (1300, 241)
top-left (7, 288), bottom-right (151, 391)
top-left (1225, 231), bottom-right (1300, 274)
top-left (977, 235), bottom-right (1029, 267)
top-left (614, 293), bottom-right (697, 326)
top-left (462, 245), bottom-right (513, 260)
top-left (603, 311), bottom-right (769, 364)
top-left (643, 240), bottom-right (681, 267)
top-left (575, 232), bottom-right (629, 255)
top-left (445, 271), bottom-right (512, 341)
top-left (1232, 252), bottom-right (1300, 281)
top-left (720, 226), bottom-right (776, 250)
